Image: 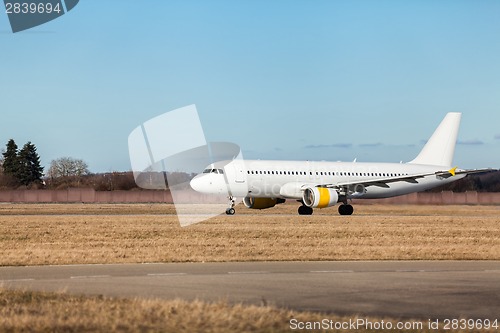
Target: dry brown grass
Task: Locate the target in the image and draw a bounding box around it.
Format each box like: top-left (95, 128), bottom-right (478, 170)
top-left (0, 288), bottom-right (295, 333)
top-left (0, 288), bottom-right (495, 333)
top-left (1, 204), bottom-right (499, 332)
top-left (0, 203), bottom-right (499, 266)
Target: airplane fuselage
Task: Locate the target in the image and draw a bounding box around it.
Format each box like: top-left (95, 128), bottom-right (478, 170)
top-left (241, 160), bottom-right (464, 199)
top-left (191, 159), bottom-right (465, 200)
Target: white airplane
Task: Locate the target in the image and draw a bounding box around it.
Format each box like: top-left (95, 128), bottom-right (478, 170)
top-left (190, 113), bottom-right (492, 215)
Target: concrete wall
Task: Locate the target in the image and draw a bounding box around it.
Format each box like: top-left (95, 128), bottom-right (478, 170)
top-left (0, 189), bottom-right (171, 203)
top-left (0, 189), bottom-right (499, 204)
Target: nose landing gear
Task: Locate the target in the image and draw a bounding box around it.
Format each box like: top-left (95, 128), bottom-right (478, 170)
top-left (226, 197), bottom-right (236, 215)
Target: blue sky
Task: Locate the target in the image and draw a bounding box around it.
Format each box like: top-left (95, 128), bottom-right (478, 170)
top-left (1, 0), bottom-right (499, 172)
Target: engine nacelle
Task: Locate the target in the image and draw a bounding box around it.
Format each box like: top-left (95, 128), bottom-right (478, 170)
top-left (354, 184), bottom-right (366, 195)
top-left (303, 187), bottom-right (339, 208)
top-left (348, 184), bottom-right (367, 198)
top-left (243, 197), bottom-right (278, 209)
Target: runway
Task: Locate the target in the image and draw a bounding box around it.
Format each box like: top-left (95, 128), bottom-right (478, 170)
top-left (1, 261), bottom-right (499, 320)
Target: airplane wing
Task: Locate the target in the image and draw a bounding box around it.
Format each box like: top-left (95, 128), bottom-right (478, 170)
top-left (278, 168), bottom-right (496, 200)
top-left (435, 168), bottom-right (497, 178)
top-left (322, 167), bottom-right (497, 190)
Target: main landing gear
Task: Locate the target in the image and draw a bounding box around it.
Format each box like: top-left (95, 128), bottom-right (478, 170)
top-left (338, 204), bottom-right (354, 215)
top-left (298, 205), bottom-right (313, 215)
top-left (298, 204), bottom-right (354, 215)
top-left (225, 196), bottom-right (235, 215)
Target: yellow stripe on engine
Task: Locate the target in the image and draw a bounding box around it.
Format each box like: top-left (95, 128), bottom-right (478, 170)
top-left (317, 187), bottom-right (330, 208)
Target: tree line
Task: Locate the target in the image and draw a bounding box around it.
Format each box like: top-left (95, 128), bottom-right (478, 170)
top-left (0, 139), bottom-right (138, 191)
top-left (0, 138), bottom-right (498, 192)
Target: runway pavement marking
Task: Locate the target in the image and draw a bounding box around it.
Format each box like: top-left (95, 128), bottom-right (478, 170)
top-left (70, 275), bottom-right (111, 279)
top-left (310, 270), bottom-right (354, 273)
top-left (0, 278), bottom-right (35, 282)
top-left (147, 273), bottom-right (187, 277)
top-left (396, 269), bottom-right (426, 272)
top-left (227, 271), bottom-right (270, 275)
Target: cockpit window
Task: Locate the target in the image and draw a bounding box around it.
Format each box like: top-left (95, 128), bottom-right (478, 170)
top-left (202, 168), bottom-right (224, 174)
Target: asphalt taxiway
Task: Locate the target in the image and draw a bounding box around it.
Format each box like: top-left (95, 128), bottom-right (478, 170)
top-left (1, 261), bottom-right (499, 320)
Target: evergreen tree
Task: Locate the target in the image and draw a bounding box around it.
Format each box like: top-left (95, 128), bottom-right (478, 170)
top-left (2, 139), bottom-right (20, 176)
top-left (18, 142), bottom-right (44, 186)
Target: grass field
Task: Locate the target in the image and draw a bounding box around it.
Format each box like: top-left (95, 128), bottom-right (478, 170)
top-left (0, 203), bottom-right (499, 266)
top-left (1, 289), bottom-right (497, 333)
top-left (1, 203), bottom-right (499, 332)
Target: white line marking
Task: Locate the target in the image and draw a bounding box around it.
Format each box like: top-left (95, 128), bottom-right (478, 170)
top-left (147, 273), bottom-right (187, 277)
top-left (396, 270), bottom-right (426, 273)
top-left (227, 271), bottom-right (269, 275)
top-left (1, 278), bottom-right (35, 282)
top-left (70, 275), bottom-right (111, 279)
top-left (310, 270), bottom-right (354, 273)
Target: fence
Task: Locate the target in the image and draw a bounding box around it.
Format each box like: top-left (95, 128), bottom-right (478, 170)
top-left (0, 189), bottom-right (499, 205)
top-left (0, 189), bottom-right (171, 203)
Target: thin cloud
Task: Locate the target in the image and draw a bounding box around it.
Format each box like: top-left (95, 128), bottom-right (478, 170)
top-left (457, 139), bottom-right (484, 146)
top-left (304, 143), bottom-right (352, 149)
top-left (359, 142), bottom-right (383, 148)
top-left (359, 143), bottom-right (416, 148)
top-left (495, 134), bottom-right (500, 140)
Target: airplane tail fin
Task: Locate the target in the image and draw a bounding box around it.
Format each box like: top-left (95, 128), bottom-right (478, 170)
top-left (409, 112), bottom-right (462, 167)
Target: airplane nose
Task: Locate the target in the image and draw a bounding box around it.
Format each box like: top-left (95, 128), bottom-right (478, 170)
top-left (190, 174), bottom-right (227, 195)
top-left (190, 176), bottom-right (204, 192)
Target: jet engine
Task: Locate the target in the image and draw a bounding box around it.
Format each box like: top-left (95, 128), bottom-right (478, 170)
top-left (303, 187), bottom-right (339, 208)
top-left (243, 197), bottom-right (278, 209)
top-left (354, 184), bottom-right (365, 194)
top-left (353, 184), bottom-right (366, 196)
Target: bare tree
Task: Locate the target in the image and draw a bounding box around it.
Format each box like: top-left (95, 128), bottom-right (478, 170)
top-left (48, 157), bottom-right (89, 179)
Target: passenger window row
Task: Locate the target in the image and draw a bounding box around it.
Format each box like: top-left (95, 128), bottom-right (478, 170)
top-left (246, 170), bottom-right (409, 177)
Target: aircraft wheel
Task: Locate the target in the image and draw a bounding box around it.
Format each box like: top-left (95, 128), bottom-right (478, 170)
top-left (298, 206), bottom-right (313, 215)
top-left (226, 208), bottom-right (235, 215)
top-left (338, 204), bottom-right (354, 215)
